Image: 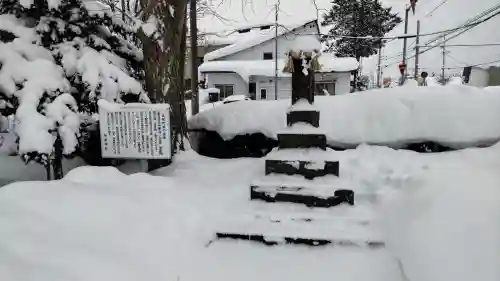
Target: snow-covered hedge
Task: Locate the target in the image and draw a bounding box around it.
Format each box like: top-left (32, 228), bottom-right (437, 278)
top-left (189, 85), bottom-right (500, 150)
top-left (0, 0), bottom-right (146, 165)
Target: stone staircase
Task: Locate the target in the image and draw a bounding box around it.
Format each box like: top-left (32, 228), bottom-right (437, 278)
top-left (214, 98), bottom-right (384, 248)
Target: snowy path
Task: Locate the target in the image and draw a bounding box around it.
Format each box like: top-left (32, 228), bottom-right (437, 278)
top-left (1, 145), bottom-right (499, 280)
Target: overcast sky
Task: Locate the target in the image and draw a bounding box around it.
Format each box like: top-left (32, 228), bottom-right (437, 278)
top-left (199, 0), bottom-right (500, 77)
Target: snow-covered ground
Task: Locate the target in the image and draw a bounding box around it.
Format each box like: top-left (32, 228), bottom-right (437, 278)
top-left (0, 143), bottom-right (499, 281)
top-left (189, 85), bottom-right (500, 149)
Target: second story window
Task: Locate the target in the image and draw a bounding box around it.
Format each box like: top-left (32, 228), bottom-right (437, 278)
top-left (263, 52), bottom-right (273, 60)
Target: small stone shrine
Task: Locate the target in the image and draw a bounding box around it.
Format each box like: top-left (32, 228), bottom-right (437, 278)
top-left (215, 44), bottom-right (383, 248)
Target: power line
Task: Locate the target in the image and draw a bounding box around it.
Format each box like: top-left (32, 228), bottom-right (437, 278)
top-left (444, 58), bottom-right (500, 69)
top-left (423, 0), bottom-right (449, 18)
top-left (385, 5), bottom-right (500, 67)
top-left (422, 3), bottom-right (500, 47)
top-left (422, 43), bottom-right (500, 47)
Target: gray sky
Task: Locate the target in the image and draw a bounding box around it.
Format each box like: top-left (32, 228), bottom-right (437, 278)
top-left (200, 0), bottom-right (500, 77)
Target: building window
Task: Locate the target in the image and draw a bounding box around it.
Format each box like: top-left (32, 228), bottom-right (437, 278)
top-left (260, 88), bottom-right (267, 100)
top-left (314, 82), bottom-right (335, 96)
top-left (214, 84), bottom-right (234, 99)
top-left (263, 52), bottom-right (273, 60)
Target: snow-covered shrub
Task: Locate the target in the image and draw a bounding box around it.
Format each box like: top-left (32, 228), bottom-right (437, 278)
top-left (0, 0), bottom-right (146, 168)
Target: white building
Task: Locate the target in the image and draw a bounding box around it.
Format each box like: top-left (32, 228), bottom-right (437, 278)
top-left (199, 19), bottom-right (359, 100)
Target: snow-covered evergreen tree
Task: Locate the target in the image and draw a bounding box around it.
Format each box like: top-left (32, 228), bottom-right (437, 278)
top-left (321, 0), bottom-right (401, 60)
top-left (0, 0), bottom-right (146, 174)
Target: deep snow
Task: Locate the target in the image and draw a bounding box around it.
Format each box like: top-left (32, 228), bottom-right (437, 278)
top-left (189, 85), bottom-right (500, 149)
top-left (0, 143), bottom-right (499, 281)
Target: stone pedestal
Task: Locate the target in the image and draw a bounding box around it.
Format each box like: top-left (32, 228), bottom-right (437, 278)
top-left (212, 53), bottom-right (377, 249)
top-left (250, 56), bottom-right (354, 207)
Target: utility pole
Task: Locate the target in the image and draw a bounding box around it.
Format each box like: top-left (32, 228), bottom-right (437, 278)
top-left (401, 5), bottom-right (410, 85)
top-left (274, 4), bottom-right (278, 100)
top-left (414, 20), bottom-right (420, 79)
top-left (441, 35), bottom-right (446, 83)
top-left (376, 42), bottom-right (382, 88)
top-left (190, 0), bottom-right (199, 115)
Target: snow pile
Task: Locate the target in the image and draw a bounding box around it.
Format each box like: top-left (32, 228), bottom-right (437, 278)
top-left (382, 144), bottom-right (500, 281)
top-left (426, 76), bottom-right (440, 86)
top-left (448, 76), bottom-right (464, 85)
top-left (1, 143), bottom-right (499, 279)
top-left (319, 53), bottom-right (358, 72)
top-left (223, 94), bottom-right (250, 104)
top-left (484, 86), bottom-right (500, 92)
top-left (402, 79), bottom-right (418, 87)
top-left (189, 85), bottom-right (500, 149)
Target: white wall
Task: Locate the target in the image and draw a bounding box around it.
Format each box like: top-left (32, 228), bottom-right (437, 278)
top-left (469, 67), bottom-right (489, 87)
top-left (220, 22), bottom-right (318, 61)
top-left (205, 73), bottom-right (248, 96)
top-left (315, 72), bottom-right (351, 95)
top-left (253, 76), bottom-right (291, 100)
top-left (333, 72), bottom-right (351, 95)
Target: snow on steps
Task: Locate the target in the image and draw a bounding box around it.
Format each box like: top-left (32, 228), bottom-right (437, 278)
top-left (214, 210), bottom-right (385, 248)
top-left (265, 159), bottom-right (339, 179)
top-left (250, 173), bottom-right (377, 206)
top-left (265, 147), bottom-right (340, 179)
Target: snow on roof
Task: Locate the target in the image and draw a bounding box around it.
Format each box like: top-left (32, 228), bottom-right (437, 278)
top-left (200, 21), bottom-right (283, 47)
top-left (199, 60), bottom-right (289, 83)
top-left (204, 18), bottom-right (318, 61)
top-left (319, 53), bottom-right (359, 72)
top-left (199, 55), bottom-right (358, 82)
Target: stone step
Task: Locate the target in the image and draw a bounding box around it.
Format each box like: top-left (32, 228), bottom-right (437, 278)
top-left (265, 159), bottom-right (339, 179)
top-left (250, 175), bottom-right (356, 207)
top-left (251, 185), bottom-right (354, 207)
top-left (287, 110), bottom-right (320, 127)
top-left (278, 133), bottom-right (327, 150)
top-left (214, 213), bottom-right (385, 248)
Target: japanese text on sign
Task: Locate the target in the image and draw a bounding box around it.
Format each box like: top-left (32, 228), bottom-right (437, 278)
top-left (98, 102), bottom-right (171, 159)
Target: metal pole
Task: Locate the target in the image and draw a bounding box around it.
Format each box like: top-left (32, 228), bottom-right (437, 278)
top-left (401, 6), bottom-right (410, 84)
top-left (414, 20), bottom-right (420, 79)
top-left (190, 0), bottom-right (199, 115)
top-left (377, 43), bottom-right (382, 88)
top-left (274, 4), bottom-right (278, 100)
top-left (441, 35), bottom-right (446, 83)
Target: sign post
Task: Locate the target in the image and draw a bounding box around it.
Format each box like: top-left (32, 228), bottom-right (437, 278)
top-left (98, 100), bottom-right (171, 172)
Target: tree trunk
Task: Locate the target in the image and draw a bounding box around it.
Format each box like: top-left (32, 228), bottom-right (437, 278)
top-left (138, 0), bottom-right (189, 159)
top-left (52, 133), bottom-right (64, 180)
top-left (352, 55), bottom-right (361, 93)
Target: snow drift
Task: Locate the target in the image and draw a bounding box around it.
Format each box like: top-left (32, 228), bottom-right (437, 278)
top-left (382, 144), bottom-right (500, 281)
top-left (1, 144), bottom-right (500, 280)
top-left (189, 85), bottom-right (500, 149)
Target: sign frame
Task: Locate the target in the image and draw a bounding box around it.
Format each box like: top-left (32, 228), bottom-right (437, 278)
top-left (98, 101), bottom-right (172, 160)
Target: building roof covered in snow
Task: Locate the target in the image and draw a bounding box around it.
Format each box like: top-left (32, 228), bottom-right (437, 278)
top-left (203, 18), bottom-right (319, 61)
top-left (199, 54), bottom-right (358, 82)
